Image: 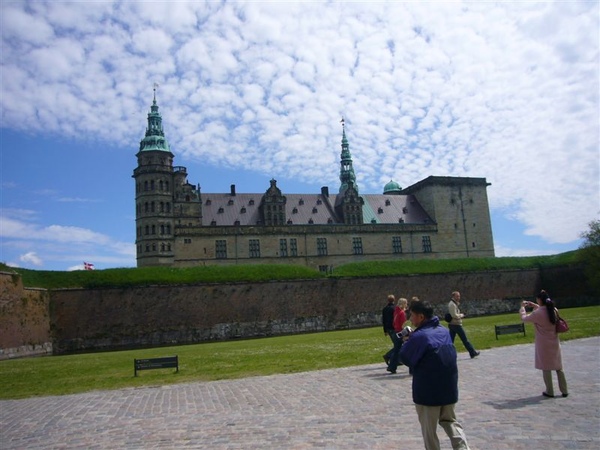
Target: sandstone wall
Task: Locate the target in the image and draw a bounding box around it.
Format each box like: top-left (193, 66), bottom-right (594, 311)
top-left (0, 272), bottom-right (52, 359)
top-left (2, 266), bottom-right (596, 357)
top-left (49, 267), bottom-right (597, 354)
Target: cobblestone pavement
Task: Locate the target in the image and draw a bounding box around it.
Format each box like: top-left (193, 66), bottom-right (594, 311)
top-left (1, 337), bottom-right (599, 449)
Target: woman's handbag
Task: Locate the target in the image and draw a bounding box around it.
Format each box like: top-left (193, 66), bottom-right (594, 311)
top-left (555, 309), bottom-right (569, 333)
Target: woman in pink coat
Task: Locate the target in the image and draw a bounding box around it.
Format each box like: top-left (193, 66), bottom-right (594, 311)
top-left (520, 290), bottom-right (569, 398)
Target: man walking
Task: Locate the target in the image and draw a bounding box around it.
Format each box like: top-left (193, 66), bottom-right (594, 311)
top-left (447, 291), bottom-right (480, 359)
top-left (382, 294), bottom-right (397, 365)
top-left (400, 299), bottom-right (471, 450)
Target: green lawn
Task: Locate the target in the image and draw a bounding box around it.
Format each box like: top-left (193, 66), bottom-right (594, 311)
top-left (1, 305), bottom-right (598, 400)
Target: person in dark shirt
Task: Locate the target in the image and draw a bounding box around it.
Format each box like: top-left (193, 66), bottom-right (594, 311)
top-left (400, 299), bottom-right (471, 450)
top-left (381, 294), bottom-right (397, 365)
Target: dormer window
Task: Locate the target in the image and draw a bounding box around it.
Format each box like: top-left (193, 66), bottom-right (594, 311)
top-left (402, 207), bottom-right (408, 213)
top-left (385, 199), bottom-right (390, 206)
top-left (211, 220), bottom-right (217, 226)
top-left (312, 207), bottom-right (318, 213)
top-left (299, 199), bottom-right (304, 205)
top-left (240, 207), bottom-right (246, 213)
top-left (287, 219), bottom-right (293, 224)
top-left (378, 207), bottom-right (383, 214)
top-left (228, 199), bottom-right (234, 205)
top-left (234, 220), bottom-right (240, 226)
top-left (293, 207), bottom-right (298, 214)
top-left (218, 207), bottom-right (224, 213)
top-left (308, 218), bottom-right (314, 224)
top-left (327, 218), bottom-right (333, 224)
top-left (249, 199), bottom-right (255, 205)
top-left (317, 199), bottom-right (322, 205)
top-left (206, 199), bottom-right (212, 205)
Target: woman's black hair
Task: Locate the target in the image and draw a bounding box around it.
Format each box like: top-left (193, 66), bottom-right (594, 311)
top-left (536, 289), bottom-right (556, 324)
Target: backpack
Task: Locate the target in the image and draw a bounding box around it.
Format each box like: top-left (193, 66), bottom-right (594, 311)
top-left (444, 312), bottom-right (452, 323)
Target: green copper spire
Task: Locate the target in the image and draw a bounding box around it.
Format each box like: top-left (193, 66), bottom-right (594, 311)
top-left (139, 84), bottom-right (171, 152)
top-left (339, 118), bottom-right (357, 193)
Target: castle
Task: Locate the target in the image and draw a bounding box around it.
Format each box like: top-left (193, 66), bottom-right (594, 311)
top-left (133, 91), bottom-right (495, 271)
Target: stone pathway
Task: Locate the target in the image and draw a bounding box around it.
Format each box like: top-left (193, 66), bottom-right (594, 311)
top-left (1, 337), bottom-right (599, 449)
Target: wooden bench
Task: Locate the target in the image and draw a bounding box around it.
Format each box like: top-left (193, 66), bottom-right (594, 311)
top-left (134, 356), bottom-right (179, 376)
top-left (494, 323), bottom-right (526, 340)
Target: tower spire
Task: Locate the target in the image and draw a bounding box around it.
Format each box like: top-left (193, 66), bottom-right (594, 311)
top-left (139, 84), bottom-right (171, 153)
top-left (339, 117), bottom-right (357, 193)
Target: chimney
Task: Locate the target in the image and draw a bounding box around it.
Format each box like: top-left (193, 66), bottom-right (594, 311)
top-left (321, 186), bottom-right (329, 197)
top-left (230, 184), bottom-right (236, 196)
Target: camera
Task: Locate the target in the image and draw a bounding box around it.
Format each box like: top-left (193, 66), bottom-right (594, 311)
top-left (397, 326), bottom-right (412, 338)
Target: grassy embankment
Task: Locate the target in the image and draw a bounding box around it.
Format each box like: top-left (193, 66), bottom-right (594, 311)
top-left (2, 251), bottom-right (580, 289)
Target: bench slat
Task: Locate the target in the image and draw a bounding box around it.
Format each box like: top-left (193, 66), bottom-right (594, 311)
top-left (494, 324), bottom-right (525, 339)
top-left (134, 356), bottom-right (179, 376)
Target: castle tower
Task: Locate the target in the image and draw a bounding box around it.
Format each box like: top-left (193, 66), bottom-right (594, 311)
top-left (133, 86), bottom-right (198, 266)
top-left (335, 119), bottom-right (363, 224)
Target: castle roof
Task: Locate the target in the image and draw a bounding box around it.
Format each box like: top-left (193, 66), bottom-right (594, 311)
top-left (200, 191), bottom-right (432, 226)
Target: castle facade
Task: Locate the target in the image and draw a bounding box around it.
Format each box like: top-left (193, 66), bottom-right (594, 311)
top-left (133, 93), bottom-right (495, 271)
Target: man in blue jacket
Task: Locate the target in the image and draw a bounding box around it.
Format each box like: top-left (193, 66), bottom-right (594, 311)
top-left (400, 299), bottom-right (471, 450)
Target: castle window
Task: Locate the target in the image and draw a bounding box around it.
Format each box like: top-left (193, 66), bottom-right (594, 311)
top-left (151, 202), bottom-right (155, 213)
top-left (290, 238), bottom-right (298, 256)
top-left (160, 224), bottom-right (165, 235)
top-left (152, 243), bottom-right (156, 251)
top-left (144, 181), bottom-right (149, 191)
top-left (216, 240), bottom-right (227, 259)
top-left (422, 236), bottom-right (432, 253)
top-left (166, 224), bottom-right (171, 234)
top-left (145, 225), bottom-right (149, 235)
top-left (249, 239), bottom-right (261, 258)
top-left (165, 181), bottom-right (169, 191)
top-left (145, 244), bottom-right (150, 252)
top-left (166, 203), bottom-right (171, 213)
top-left (392, 236), bottom-right (402, 254)
top-left (472, 241), bottom-right (476, 248)
top-left (317, 238), bottom-right (327, 256)
top-left (161, 243), bottom-right (165, 252)
top-left (279, 239), bottom-right (288, 257)
top-left (151, 225), bottom-right (156, 234)
top-left (144, 202), bottom-right (149, 213)
top-left (159, 180), bottom-right (163, 191)
top-left (151, 180), bottom-right (155, 191)
top-left (352, 237), bottom-right (363, 255)
top-left (160, 202), bottom-right (164, 212)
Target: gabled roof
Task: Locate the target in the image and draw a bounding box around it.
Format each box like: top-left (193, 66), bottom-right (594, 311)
top-left (200, 192), bottom-right (432, 226)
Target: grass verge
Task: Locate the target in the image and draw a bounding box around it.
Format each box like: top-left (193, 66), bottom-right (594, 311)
top-left (1, 305), bottom-right (598, 400)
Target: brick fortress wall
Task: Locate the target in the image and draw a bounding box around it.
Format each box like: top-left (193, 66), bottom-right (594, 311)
top-left (49, 265), bottom-right (596, 354)
top-left (1, 266), bottom-right (596, 357)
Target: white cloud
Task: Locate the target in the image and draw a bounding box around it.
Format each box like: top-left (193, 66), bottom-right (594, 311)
top-left (0, 0), bottom-right (598, 249)
top-left (20, 252), bottom-right (43, 267)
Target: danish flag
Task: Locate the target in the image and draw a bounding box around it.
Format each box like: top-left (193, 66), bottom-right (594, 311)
top-left (83, 262), bottom-right (95, 271)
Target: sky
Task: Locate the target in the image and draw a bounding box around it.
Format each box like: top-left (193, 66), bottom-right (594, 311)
top-left (1, 0), bottom-right (599, 271)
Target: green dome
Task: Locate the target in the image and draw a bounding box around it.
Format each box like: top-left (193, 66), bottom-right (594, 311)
top-left (383, 180), bottom-right (402, 194)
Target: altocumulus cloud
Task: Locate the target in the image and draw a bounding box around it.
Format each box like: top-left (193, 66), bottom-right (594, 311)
top-left (1, 1), bottom-right (598, 246)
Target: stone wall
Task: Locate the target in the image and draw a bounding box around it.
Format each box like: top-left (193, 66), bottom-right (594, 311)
top-left (49, 266), bottom-right (597, 354)
top-left (0, 272), bottom-right (52, 359)
top-left (2, 266), bottom-right (596, 357)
